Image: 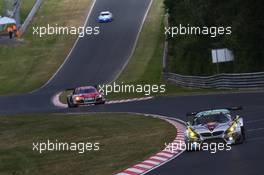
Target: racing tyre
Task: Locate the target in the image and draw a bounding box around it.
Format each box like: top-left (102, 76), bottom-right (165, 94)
top-left (236, 126), bottom-right (245, 144)
top-left (67, 97), bottom-right (78, 108)
top-left (96, 100), bottom-right (105, 105)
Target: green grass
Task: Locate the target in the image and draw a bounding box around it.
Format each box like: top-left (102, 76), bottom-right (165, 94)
top-left (117, 0), bottom-right (164, 83)
top-left (0, 1), bottom-right (2, 14)
top-left (0, 0), bottom-right (35, 22)
top-left (20, 0), bottom-right (36, 23)
top-left (0, 113), bottom-right (176, 175)
top-left (0, 0), bottom-right (92, 95)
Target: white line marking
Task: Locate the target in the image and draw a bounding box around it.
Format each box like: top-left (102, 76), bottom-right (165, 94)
top-left (135, 164), bottom-right (153, 169)
top-left (126, 168), bottom-right (144, 173)
top-left (247, 137), bottom-right (264, 142)
top-left (156, 152), bottom-right (174, 158)
top-left (143, 160), bottom-right (160, 165)
top-left (150, 156), bottom-right (167, 161)
top-left (116, 173), bottom-right (130, 175)
top-left (247, 128), bottom-right (264, 132)
top-left (246, 119), bottom-right (264, 124)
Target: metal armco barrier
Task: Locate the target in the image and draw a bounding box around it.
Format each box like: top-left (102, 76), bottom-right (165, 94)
top-left (163, 72), bottom-right (264, 89)
top-left (162, 25), bottom-right (264, 89)
top-left (19, 0), bottom-right (42, 36)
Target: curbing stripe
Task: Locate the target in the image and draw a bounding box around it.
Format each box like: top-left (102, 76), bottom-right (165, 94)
top-left (60, 112), bottom-right (186, 175)
top-left (135, 164), bottom-right (153, 169)
top-left (153, 154), bottom-right (172, 159)
top-left (106, 97), bottom-right (153, 105)
top-left (127, 168), bottom-right (144, 174)
top-left (150, 156), bottom-right (167, 161)
top-left (143, 160), bottom-right (160, 165)
top-left (115, 116), bottom-right (186, 175)
top-left (52, 92), bottom-right (67, 108)
top-left (52, 92), bottom-right (153, 108)
top-left (123, 170), bottom-right (140, 175)
top-left (148, 158), bottom-right (163, 163)
top-left (140, 162), bottom-right (156, 167)
top-left (157, 152), bottom-right (174, 158)
top-left (133, 166), bottom-right (148, 171)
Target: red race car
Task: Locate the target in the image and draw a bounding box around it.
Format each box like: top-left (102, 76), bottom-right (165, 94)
top-left (67, 86), bottom-right (105, 108)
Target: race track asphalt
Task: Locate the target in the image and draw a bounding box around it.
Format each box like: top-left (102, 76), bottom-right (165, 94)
top-left (61, 91), bottom-right (264, 175)
top-left (0, 0), bottom-right (152, 114)
top-left (0, 0), bottom-right (263, 175)
top-left (84, 91), bottom-right (264, 175)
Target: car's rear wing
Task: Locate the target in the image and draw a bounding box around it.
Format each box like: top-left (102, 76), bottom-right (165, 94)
top-left (186, 106), bottom-right (243, 124)
top-left (226, 106), bottom-right (243, 111)
top-left (65, 85), bottom-right (98, 91)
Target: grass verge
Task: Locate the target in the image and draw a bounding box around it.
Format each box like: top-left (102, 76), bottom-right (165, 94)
top-left (0, 0), bottom-right (35, 22)
top-left (0, 0), bottom-right (92, 95)
top-left (0, 113), bottom-right (175, 175)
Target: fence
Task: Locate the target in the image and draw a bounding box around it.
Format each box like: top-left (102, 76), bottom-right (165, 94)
top-left (162, 22), bottom-right (264, 89)
top-left (163, 72), bottom-right (264, 89)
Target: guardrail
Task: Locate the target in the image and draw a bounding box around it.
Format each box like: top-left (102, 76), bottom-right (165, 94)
top-left (19, 0), bottom-right (42, 36)
top-left (162, 15), bottom-right (264, 89)
top-left (163, 72), bottom-right (264, 89)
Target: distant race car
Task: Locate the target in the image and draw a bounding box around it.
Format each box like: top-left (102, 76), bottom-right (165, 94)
top-left (185, 107), bottom-right (245, 149)
top-left (67, 86), bottom-right (105, 108)
top-left (98, 11), bottom-right (113, 23)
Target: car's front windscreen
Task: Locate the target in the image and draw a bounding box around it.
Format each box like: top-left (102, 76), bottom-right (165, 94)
top-left (193, 113), bottom-right (230, 125)
top-left (75, 88), bottom-right (96, 94)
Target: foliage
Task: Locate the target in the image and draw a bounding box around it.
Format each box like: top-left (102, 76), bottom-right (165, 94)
top-left (164, 0), bottom-right (264, 75)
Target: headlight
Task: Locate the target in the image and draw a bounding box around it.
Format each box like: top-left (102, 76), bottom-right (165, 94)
top-left (227, 122), bottom-right (238, 133)
top-left (75, 96), bottom-right (83, 101)
top-left (187, 127), bottom-right (200, 140)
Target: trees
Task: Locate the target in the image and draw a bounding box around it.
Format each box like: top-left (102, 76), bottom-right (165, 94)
top-left (165, 0), bottom-right (264, 75)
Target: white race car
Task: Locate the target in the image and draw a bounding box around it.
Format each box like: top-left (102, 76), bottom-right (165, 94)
top-left (185, 107), bottom-right (245, 150)
top-left (98, 11), bottom-right (113, 23)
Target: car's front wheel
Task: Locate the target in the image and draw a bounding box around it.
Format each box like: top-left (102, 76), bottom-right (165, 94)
top-left (236, 126), bottom-right (245, 144)
top-left (95, 100), bottom-right (105, 105)
top-left (67, 96), bottom-right (78, 108)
